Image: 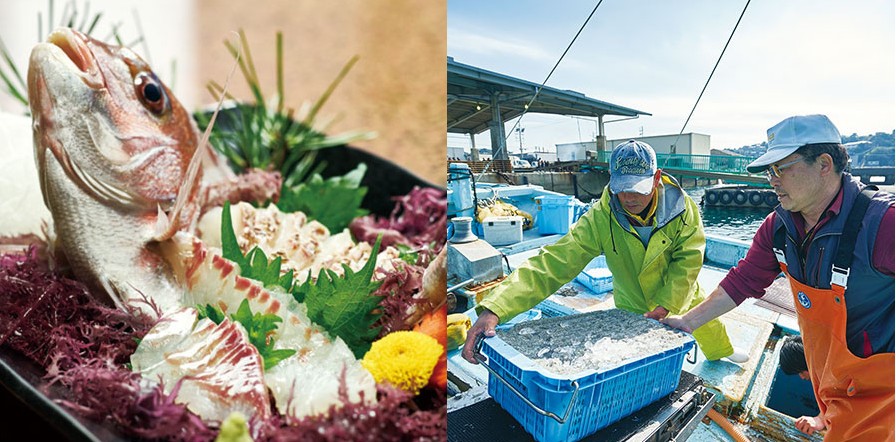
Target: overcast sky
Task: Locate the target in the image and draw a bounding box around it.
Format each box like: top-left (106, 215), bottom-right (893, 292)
top-left (448, 0), bottom-right (895, 154)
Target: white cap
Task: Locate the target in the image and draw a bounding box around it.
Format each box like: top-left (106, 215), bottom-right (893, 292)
top-left (746, 114), bottom-right (841, 173)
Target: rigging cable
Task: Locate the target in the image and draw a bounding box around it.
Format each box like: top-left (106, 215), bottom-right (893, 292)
top-left (667, 0), bottom-right (751, 163)
top-left (475, 0), bottom-right (605, 181)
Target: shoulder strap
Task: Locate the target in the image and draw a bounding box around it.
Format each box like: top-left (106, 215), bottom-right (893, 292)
top-left (830, 186), bottom-right (878, 287)
top-left (772, 220), bottom-right (787, 265)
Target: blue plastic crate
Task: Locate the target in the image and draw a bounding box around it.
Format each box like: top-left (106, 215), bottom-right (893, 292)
top-left (533, 298), bottom-right (577, 317)
top-left (571, 200), bottom-right (592, 224)
top-left (574, 256), bottom-right (613, 294)
top-left (535, 195), bottom-right (576, 235)
top-left (479, 332), bottom-right (694, 442)
top-left (496, 309), bottom-right (543, 330)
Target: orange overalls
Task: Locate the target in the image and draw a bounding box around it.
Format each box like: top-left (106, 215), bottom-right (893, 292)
top-left (776, 189), bottom-right (895, 441)
top-left (783, 274), bottom-right (894, 440)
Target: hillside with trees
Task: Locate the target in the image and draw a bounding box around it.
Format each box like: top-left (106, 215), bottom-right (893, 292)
top-left (724, 131), bottom-right (894, 167)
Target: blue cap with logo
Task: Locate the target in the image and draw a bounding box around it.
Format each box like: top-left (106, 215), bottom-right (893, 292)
top-left (609, 140), bottom-right (657, 195)
top-left (746, 114), bottom-right (841, 173)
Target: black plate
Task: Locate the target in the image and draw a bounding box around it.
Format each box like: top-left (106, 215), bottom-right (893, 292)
top-left (0, 145), bottom-right (440, 441)
top-left (0, 350), bottom-right (125, 442)
top-left (310, 144), bottom-right (437, 216)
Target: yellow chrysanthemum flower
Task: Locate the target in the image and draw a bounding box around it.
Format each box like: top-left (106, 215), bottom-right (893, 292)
top-left (361, 330), bottom-right (442, 395)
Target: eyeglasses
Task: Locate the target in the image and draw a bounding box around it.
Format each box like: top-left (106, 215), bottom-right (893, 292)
top-left (765, 158), bottom-right (803, 180)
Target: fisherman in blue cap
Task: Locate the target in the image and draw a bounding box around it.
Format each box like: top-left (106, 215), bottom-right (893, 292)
top-left (462, 139), bottom-right (746, 365)
top-left (663, 114), bottom-right (895, 441)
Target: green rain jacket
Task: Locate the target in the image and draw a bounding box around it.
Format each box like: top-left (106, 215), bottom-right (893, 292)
top-left (479, 174), bottom-right (733, 360)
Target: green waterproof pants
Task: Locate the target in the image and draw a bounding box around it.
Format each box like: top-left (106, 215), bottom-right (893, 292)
top-left (691, 317), bottom-right (733, 361)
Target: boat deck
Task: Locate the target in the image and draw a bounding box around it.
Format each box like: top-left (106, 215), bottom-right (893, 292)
top-left (448, 182), bottom-right (824, 441)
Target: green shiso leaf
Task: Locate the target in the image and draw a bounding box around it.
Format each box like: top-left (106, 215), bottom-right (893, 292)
top-left (277, 163), bottom-right (369, 232)
top-left (292, 235), bottom-right (383, 359)
top-left (220, 201), bottom-right (294, 292)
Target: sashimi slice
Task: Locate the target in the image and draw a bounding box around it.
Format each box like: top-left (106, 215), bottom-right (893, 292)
top-left (161, 232), bottom-right (377, 419)
top-left (196, 202), bottom-right (400, 283)
top-left (130, 307), bottom-right (271, 424)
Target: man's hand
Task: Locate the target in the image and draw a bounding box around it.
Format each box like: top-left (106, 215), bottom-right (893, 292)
top-left (660, 314), bottom-right (694, 333)
top-left (658, 286), bottom-right (737, 334)
top-left (795, 414), bottom-right (826, 435)
top-left (461, 309), bottom-right (500, 364)
top-left (643, 306), bottom-right (670, 320)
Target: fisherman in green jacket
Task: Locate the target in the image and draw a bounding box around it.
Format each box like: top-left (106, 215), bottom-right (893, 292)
top-left (461, 140), bottom-right (747, 364)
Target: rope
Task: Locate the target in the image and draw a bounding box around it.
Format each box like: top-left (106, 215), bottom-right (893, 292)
top-left (476, 0), bottom-right (605, 181)
top-left (667, 0), bottom-right (752, 166)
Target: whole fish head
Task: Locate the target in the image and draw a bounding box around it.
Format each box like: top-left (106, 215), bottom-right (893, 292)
top-left (27, 28), bottom-right (203, 315)
top-left (28, 27), bottom-right (199, 213)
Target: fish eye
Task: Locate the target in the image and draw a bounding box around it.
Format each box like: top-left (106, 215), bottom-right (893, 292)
top-left (134, 72), bottom-right (169, 115)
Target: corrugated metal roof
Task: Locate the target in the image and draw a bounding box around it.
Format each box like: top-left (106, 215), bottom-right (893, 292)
top-left (447, 57), bottom-right (651, 135)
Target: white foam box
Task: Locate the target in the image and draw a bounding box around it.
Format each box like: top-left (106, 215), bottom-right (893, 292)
top-left (482, 215), bottom-right (524, 246)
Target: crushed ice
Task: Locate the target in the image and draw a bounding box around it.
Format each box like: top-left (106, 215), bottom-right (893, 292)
top-left (497, 309), bottom-right (692, 375)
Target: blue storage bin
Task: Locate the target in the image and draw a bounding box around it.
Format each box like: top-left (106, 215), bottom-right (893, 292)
top-left (572, 199), bottom-right (591, 224)
top-left (480, 334), bottom-right (694, 442)
top-left (535, 195), bottom-right (576, 235)
top-left (533, 298), bottom-right (577, 318)
top-left (496, 309), bottom-right (543, 330)
top-left (575, 255), bottom-right (613, 294)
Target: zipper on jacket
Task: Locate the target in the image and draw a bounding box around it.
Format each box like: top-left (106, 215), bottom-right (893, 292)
top-left (610, 216), bottom-right (617, 253)
top-left (798, 231), bottom-right (812, 278)
top-left (812, 231), bottom-right (840, 286)
top-left (792, 230), bottom-right (838, 286)
top-left (814, 246), bottom-right (825, 285)
top-left (782, 230), bottom-right (804, 277)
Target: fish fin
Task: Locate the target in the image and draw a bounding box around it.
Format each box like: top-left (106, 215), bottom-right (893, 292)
top-left (156, 34), bottom-right (242, 241)
top-left (153, 204), bottom-right (172, 240)
top-left (97, 274), bottom-right (129, 312)
top-left (35, 138), bottom-right (52, 210)
top-left (44, 223), bottom-right (69, 272)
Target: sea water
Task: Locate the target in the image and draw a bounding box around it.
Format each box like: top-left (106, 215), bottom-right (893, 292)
top-left (684, 185), bottom-right (895, 241)
top-left (686, 187), bottom-right (769, 242)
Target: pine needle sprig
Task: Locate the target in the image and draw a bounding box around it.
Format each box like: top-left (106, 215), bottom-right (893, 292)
top-left (195, 29), bottom-right (374, 183)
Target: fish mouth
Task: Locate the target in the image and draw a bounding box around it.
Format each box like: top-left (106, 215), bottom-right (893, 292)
top-left (28, 29), bottom-right (96, 112)
top-left (27, 28), bottom-right (100, 117)
top-left (47, 28), bottom-right (94, 73)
